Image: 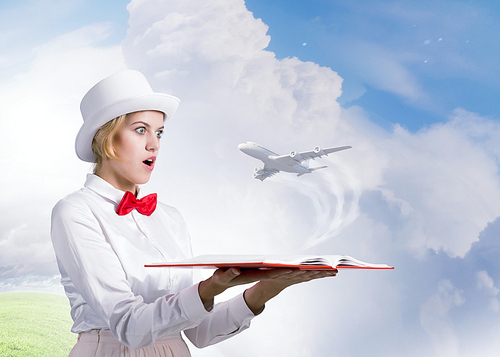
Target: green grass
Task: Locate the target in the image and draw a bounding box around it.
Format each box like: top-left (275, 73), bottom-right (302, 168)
top-left (0, 292), bottom-right (76, 357)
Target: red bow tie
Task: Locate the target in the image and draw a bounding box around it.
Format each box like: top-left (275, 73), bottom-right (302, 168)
top-left (116, 191), bottom-right (157, 216)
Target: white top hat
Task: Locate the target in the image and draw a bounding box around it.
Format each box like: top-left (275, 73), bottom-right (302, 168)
top-left (75, 70), bottom-right (180, 162)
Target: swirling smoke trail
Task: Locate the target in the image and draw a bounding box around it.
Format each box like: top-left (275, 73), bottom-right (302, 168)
top-left (276, 160), bottom-right (361, 250)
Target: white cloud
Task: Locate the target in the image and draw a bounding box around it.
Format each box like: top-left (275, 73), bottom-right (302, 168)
top-left (382, 111), bottom-right (500, 257)
top-left (476, 270), bottom-right (500, 313)
top-left (325, 107), bottom-right (500, 260)
top-left (0, 23), bottom-right (125, 200)
top-left (420, 280), bottom-right (464, 357)
top-left (0, 23), bottom-right (126, 288)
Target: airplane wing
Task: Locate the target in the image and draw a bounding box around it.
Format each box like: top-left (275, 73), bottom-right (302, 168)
top-left (273, 145), bottom-right (352, 165)
top-left (254, 165), bottom-right (280, 181)
top-left (301, 145), bottom-right (352, 160)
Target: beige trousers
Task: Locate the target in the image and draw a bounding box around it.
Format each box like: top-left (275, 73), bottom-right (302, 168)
top-left (68, 330), bottom-right (191, 357)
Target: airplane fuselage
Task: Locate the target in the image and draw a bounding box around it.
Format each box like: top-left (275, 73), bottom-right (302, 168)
top-left (238, 142), bottom-right (310, 174)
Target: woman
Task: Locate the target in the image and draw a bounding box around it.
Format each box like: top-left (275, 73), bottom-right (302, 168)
top-left (51, 70), bottom-right (336, 356)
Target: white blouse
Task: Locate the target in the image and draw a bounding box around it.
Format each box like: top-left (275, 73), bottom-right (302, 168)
top-left (51, 174), bottom-right (255, 349)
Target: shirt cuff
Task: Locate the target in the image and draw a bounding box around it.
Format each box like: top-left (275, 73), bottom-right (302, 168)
top-left (177, 283), bottom-right (211, 322)
top-left (229, 292), bottom-right (263, 324)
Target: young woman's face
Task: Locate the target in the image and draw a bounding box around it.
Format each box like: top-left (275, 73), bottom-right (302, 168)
top-left (99, 110), bottom-right (164, 193)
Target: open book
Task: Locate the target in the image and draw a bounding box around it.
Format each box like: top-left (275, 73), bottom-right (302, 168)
top-left (145, 254), bottom-right (393, 270)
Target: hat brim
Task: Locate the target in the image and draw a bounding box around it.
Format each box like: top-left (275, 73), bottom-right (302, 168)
top-left (75, 93), bottom-right (180, 162)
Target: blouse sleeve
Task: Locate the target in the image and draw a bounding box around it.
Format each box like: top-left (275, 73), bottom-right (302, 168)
top-left (51, 198), bottom-right (211, 349)
top-left (183, 292), bottom-right (257, 348)
top-left (51, 197), bottom-right (258, 350)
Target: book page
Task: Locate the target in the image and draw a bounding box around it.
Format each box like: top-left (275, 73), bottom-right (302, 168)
top-left (146, 254), bottom-right (393, 269)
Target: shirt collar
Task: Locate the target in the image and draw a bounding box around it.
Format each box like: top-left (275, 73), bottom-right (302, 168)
top-left (84, 174), bottom-right (131, 204)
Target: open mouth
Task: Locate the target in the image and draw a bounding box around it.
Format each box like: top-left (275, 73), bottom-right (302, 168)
top-left (143, 157), bottom-right (156, 170)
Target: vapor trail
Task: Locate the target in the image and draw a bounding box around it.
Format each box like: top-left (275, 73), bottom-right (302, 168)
top-left (277, 161), bottom-right (360, 250)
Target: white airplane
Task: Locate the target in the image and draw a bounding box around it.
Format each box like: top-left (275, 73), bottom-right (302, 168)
top-left (238, 141), bottom-right (352, 181)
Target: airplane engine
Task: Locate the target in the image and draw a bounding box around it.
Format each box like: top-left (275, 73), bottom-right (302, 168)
top-left (254, 168), bottom-right (265, 178)
top-left (314, 146), bottom-right (325, 156)
top-left (290, 150), bottom-right (303, 161)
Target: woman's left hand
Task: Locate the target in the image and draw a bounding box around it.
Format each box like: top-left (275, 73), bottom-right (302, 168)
top-left (243, 269), bottom-right (338, 315)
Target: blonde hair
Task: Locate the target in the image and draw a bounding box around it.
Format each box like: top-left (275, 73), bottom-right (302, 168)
top-left (91, 114), bottom-right (128, 173)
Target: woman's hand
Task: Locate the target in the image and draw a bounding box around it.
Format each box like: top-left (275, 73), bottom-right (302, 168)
top-left (198, 268), bottom-right (296, 311)
top-left (243, 269), bottom-right (338, 314)
top-left (198, 267), bottom-right (337, 313)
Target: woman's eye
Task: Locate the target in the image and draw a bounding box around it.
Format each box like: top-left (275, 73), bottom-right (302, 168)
top-left (156, 131), bottom-right (163, 139)
top-left (135, 127), bottom-right (146, 134)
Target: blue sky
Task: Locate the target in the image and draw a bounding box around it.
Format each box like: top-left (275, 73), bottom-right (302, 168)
top-left (1, 1), bottom-right (500, 356)
top-left (244, 0), bottom-right (500, 131)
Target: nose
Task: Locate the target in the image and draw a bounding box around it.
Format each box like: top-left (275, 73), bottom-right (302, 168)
top-left (238, 142), bottom-right (250, 151)
top-left (146, 133), bottom-right (160, 152)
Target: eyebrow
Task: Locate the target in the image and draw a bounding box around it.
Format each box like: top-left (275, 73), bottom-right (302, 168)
top-left (131, 121), bottom-right (164, 130)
